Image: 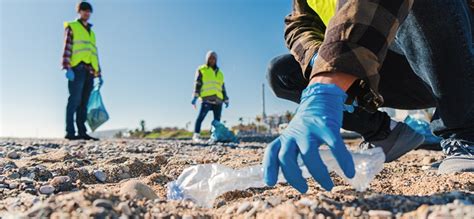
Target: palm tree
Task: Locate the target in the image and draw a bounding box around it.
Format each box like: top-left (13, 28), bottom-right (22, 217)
top-left (140, 120), bottom-right (146, 132)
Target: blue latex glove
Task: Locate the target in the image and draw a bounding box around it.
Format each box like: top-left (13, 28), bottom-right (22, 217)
top-left (191, 97), bottom-right (198, 105)
top-left (65, 68), bottom-right (75, 81)
top-left (263, 83), bottom-right (355, 193)
top-left (224, 101), bottom-right (229, 108)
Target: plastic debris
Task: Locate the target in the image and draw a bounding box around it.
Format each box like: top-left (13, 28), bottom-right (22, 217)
top-left (87, 86), bottom-right (109, 131)
top-left (167, 147), bottom-right (385, 207)
top-left (404, 115), bottom-right (441, 145)
top-left (209, 120), bottom-right (238, 143)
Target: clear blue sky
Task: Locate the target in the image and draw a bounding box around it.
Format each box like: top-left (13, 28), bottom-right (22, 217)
top-left (0, 0), bottom-right (298, 138)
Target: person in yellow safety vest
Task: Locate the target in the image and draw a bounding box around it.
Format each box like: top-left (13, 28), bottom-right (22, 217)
top-left (191, 51), bottom-right (229, 142)
top-left (264, 0), bottom-right (474, 193)
top-left (62, 1), bottom-right (103, 141)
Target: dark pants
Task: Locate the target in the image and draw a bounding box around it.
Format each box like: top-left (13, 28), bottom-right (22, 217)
top-left (268, 0), bottom-right (474, 142)
top-left (194, 102), bottom-right (222, 134)
top-left (66, 63), bottom-right (94, 136)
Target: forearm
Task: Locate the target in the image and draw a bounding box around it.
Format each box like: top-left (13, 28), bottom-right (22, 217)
top-left (284, 0), bottom-right (326, 80)
top-left (310, 72), bottom-right (357, 92)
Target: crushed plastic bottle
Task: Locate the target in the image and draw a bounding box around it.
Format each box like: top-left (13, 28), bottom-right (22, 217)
top-left (167, 147), bottom-right (385, 208)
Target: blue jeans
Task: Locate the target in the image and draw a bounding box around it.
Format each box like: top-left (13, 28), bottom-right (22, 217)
top-left (66, 63), bottom-right (94, 136)
top-left (268, 0), bottom-right (474, 141)
top-left (194, 102), bottom-right (222, 134)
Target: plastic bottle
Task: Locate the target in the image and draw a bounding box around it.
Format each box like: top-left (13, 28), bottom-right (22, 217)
top-left (167, 147), bottom-right (385, 208)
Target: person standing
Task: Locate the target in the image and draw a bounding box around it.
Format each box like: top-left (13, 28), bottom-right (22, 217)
top-left (191, 51), bottom-right (229, 142)
top-left (62, 1), bottom-right (103, 141)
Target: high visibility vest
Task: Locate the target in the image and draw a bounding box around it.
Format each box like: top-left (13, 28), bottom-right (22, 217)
top-left (307, 0), bottom-right (337, 27)
top-left (199, 65), bottom-right (224, 100)
top-left (64, 21), bottom-right (99, 72)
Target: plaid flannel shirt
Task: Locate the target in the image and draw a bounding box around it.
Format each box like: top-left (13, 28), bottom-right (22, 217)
top-left (285, 0), bottom-right (415, 98)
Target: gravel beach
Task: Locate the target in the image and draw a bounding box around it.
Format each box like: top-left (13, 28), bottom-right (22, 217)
top-left (0, 138), bottom-right (472, 218)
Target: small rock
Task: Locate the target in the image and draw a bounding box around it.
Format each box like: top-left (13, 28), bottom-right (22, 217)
top-left (93, 199), bottom-right (114, 209)
top-left (266, 196), bottom-right (282, 207)
top-left (422, 157), bottom-right (436, 165)
top-left (154, 155), bottom-right (168, 165)
top-left (20, 177), bottom-right (34, 184)
top-left (119, 180), bottom-right (158, 200)
top-left (9, 182), bottom-right (19, 189)
top-left (297, 198), bottom-right (314, 207)
top-left (93, 170), bottom-right (107, 183)
top-left (117, 202), bottom-right (131, 216)
top-left (182, 214), bottom-right (193, 219)
top-left (225, 205), bottom-right (236, 214)
top-left (421, 166), bottom-right (431, 170)
top-left (8, 172), bottom-right (20, 179)
top-left (50, 176), bottom-right (73, 191)
top-left (25, 188), bottom-right (37, 195)
top-left (7, 151), bottom-right (19, 159)
top-left (0, 175), bottom-right (6, 183)
top-left (0, 184), bottom-right (9, 189)
top-left (368, 210), bottom-right (393, 219)
top-left (236, 201), bottom-right (251, 214)
top-left (39, 185), bottom-right (55, 194)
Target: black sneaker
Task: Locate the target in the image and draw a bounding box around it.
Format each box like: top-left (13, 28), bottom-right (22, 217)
top-left (78, 134), bottom-right (99, 141)
top-left (65, 135), bottom-right (79, 140)
top-left (438, 139), bottom-right (474, 174)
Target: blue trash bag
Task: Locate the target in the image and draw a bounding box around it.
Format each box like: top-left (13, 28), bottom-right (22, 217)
top-left (404, 115), bottom-right (441, 145)
top-left (87, 86), bottom-right (109, 132)
top-left (210, 120), bottom-right (238, 143)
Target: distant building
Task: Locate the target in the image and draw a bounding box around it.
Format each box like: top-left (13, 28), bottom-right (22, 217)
top-left (90, 129), bottom-right (129, 139)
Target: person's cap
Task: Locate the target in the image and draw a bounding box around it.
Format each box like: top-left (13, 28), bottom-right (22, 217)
top-left (206, 50), bottom-right (217, 61)
top-left (77, 1), bottom-right (93, 13)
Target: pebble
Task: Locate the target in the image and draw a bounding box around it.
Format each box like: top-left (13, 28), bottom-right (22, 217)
top-left (93, 199), bottom-right (114, 209)
top-left (0, 184), bottom-right (9, 189)
top-left (368, 210), bottom-right (393, 218)
top-left (119, 180), bottom-right (158, 200)
top-left (20, 177), bottom-right (34, 184)
top-left (7, 151), bottom-right (19, 159)
top-left (421, 166), bottom-right (431, 170)
top-left (266, 196), bottom-right (282, 206)
top-left (8, 172), bottom-right (20, 179)
top-left (117, 202), bottom-right (131, 216)
top-left (0, 175), bottom-right (6, 183)
top-left (297, 198), bottom-right (314, 207)
top-left (9, 182), bottom-right (19, 189)
top-left (93, 170), bottom-right (107, 183)
top-left (50, 176), bottom-right (73, 192)
top-left (39, 185), bottom-right (55, 194)
top-left (182, 214), bottom-right (193, 219)
top-left (25, 188), bottom-right (37, 195)
top-left (236, 201), bottom-right (251, 214)
top-left (225, 205), bottom-right (236, 214)
top-left (422, 157), bottom-right (436, 165)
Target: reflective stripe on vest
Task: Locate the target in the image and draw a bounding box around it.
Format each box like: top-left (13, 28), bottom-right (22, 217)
top-left (199, 65), bottom-right (224, 100)
top-left (307, 0), bottom-right (337, 27)
top-left (64, 21), bottom-right (99, 72)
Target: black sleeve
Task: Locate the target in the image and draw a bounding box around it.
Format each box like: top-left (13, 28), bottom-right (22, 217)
top-left (193, 69), bottom-right (203, 97)
top-left (222, 83), bottom-right (229, 102)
